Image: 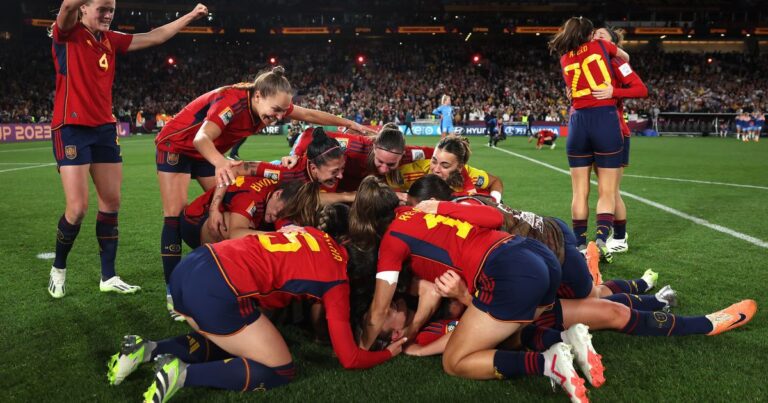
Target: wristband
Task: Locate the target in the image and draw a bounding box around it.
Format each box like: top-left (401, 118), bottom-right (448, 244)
top-left (490, 190), bottom-right (502, 203)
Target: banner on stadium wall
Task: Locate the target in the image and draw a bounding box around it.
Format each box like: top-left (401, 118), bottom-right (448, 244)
top-left (0, 123), bottom-right (131, 143)
top-left (502, 123), bottom-right (569, 137)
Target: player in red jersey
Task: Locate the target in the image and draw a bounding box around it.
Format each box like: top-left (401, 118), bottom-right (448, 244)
top-left (549, 17), bottom-right (630, 263)
top-left (592, 27), bottom-right (649, 255)
top-left (47, 0), bottom-right (209, 298)
top-left (428, 136), bottom-right (503, 201)
top-left (107, 204), bottom-right (406, 401)
top-left (349, 177), bottom-right (591, 403)
top-left (286, 123), bottom-right (434, 191)
top-left (157, 73), bottom-right (365, 308)
top-left (529, 129), bottom-right (559, 150)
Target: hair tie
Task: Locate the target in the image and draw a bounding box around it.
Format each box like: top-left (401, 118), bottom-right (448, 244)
top-left (314, 145), bottom-right (341, 162)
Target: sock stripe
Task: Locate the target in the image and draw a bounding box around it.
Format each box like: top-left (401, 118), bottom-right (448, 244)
top-left (241, 357), bottom-right (250, 392)
top-left (666, 314), bottom-right (677, 336)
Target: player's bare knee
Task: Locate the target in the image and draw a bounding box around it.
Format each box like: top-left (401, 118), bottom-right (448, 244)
top-left (65, 205), bottom-right (88, 224)
top-left (608, 302), bottom-right (630, 328)
top-left (441, 354), bottom-right (460, 376)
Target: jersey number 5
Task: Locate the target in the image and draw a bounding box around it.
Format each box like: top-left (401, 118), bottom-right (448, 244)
top-left (258, 232), bottom-right (320, 253)
top-left (563, 54), bottom-right (611, 98)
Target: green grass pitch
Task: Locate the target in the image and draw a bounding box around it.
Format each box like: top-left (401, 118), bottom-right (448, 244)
top-left (0, 134), bottom-right (766, 402)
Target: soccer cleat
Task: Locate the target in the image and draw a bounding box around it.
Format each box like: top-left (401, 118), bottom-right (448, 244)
top-left (143, 355), bottom-right (187, 403)
top-left (605, 233), bottom-right (629, 253)
top-left (100, 276), bottom-right (141, 294)
top-left (585, 242), bottom-right (602, 286)
top-left (562, 324), bottom-right (604, 388)
top-left (48, 266), bottom-right (66, 298)
top-left (551, 143), bottom-right (556, 150)
top-left (594, 239), bottom-right (613, 264)
top-left (542, 342), bottom-right (589, 403)
top-left (107, 335), bottom-right (151, 385)
top-left (641, 269), bottom-right (659, 292)
top-left (655, 285), bottom-right (678, 312)
top-left (166, 295), bottom-right (186, 322)
top-left (706, 299), bottom-right (757, 336)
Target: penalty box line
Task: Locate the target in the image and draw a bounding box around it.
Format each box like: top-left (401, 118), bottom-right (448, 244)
top-left (488, 145), bottom-right (768, 249)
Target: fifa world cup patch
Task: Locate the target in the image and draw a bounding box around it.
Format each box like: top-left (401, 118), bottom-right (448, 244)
top-left (219, 107), bottom-right (234, 126)
top-left (337, 138), bottom-right (349, 151)
top-left (411, 149), bottom-right (425, 160)
top-left (166, 152), bottom-right (180, 166)
top-left (475, 176), bottom-right (485, 187)
top-left (65, 145), bottom-right (77, 160)
top-left (619, 63), bottom-right (633, 77)
top-left (262, 169), bottom-right (281, 181)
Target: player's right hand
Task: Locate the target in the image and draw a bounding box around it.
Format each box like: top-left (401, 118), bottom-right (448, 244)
top-left (281, 155), bottom-right (299, 169)
top-left (207, 209), bottom-right (227, 240)
top-left (386, 337), bottom-right (408, 357)
top-left (189, 4), bottom-right (209, 20)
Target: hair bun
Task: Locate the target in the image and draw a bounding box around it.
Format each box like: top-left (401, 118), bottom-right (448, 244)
top-left (271, 65), bottom-right (286, 77)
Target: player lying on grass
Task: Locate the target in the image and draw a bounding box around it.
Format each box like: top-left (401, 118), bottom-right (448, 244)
top-left (350, 176), bottom-right (592, 403)
top-left (108, 202), bottom-right (405, 402)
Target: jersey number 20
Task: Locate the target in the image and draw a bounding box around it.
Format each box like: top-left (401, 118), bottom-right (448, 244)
top-left (563, 54), bottom-right (611, 98)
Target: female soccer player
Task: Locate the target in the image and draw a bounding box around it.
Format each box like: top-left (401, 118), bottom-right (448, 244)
top-left (386, 136), bottom-right (504, 202)
top-left (107, 204), bottom-right (406, 402)
top-left (47, 0), bottom-right (209, 298)
top-left (549, 17), bottom-right (630, 262)
top-left (432, 95), bottom-right (455, 138)
top-left (157, 76), bottom-right (365, 303)
top-left (286, 123), bottom-right (434, 191)
top-left (592, 27), bottom-right (649, 254)
top-left (350, 176), bottom-right (590, 403)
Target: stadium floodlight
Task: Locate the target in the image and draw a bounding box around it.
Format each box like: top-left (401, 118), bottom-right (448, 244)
top-left (472, 54), bottom-right (481, 64)
top-left (269, 57), bottom-right (277, 65)
top-left (167, 57), bottom-right (175, 65)
top-left (357, 55), bottom-right (366, 64)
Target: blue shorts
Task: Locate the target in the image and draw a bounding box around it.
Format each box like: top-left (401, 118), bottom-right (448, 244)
top-left (621, 136), bottom-right (630, 167)
top-left (156, 150), bottom-right (215, 179)
top-left (170, 246), bottom-right (261, 335)
top-left (180, 211), bottom-right (208, 249)
top-left (553, 218), bottom-right (593, 299)
top-left (567, 106), bottom-right (624, 168)
top-left (441, 123), bottom-right (454, 134)
top-left (52, 124), bottom-right (122, 166)
top-left (472, 237), bottom-right (561, 322)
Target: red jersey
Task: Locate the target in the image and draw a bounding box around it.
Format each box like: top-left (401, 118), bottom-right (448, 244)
top-left (537, 130), bottom-right (557, 147)
top-left (251, 157), bottom-right (339, 193)
top-left (185, 176), bottom-right (278, 229)
top-left (293, 129), bottom-right (434, 192)
top-left (377, 204), bottom-right (512, 293)
top-left (208, 227), bottom-right (390, 369)
top-left (155, 86), bottom-right (294, 160)
top-left (560, 39), bottom-right (619, 110)
top-left (610, 58), bottom-right (648, 137)
top-left (51, 22), bottom-right (133, 130)
top-left (415, 319), bottom-right (459, 346)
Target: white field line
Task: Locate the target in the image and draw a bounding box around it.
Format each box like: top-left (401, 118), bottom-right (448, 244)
top-left (0, 163), bottom-right (56, 173)
top-left (622, 174), bottom-right (768, 191)
top-left (489, 146), bottom-right (768, 249)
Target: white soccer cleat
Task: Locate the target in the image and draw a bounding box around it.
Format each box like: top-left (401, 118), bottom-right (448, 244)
top-left (605, 233), bottom-right (628, 253)
top-left (562, 324), bottom-right (605, 388)
top-left (100, 276), bottom-right (141, 294)
top-left (655, 285), bottom-right (678, 312)
top-left (543, 342), bottom-right (589, 403)
top-left (48, 266), bottom-right (66, 298)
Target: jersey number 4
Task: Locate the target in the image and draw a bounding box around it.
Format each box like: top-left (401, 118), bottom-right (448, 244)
top-left (563, 54), bottom-right (611, 98)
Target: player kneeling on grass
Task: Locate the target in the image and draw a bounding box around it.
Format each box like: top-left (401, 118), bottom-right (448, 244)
top-left (529, 129), bottom-right (559, 150)
top-left (350, 176), bottom-right (591, 403)
top-left (107, 202), bottom-right (405, 402)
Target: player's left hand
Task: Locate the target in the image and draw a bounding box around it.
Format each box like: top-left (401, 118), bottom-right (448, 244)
top-left (592, 84), bottom-right (614, 100)
top-left (189, 4), bottom-right (209, 20)
top-left (281, 155), bottom-right (299, 169)
top-left (434, 270), bottom-right (467, 299)
top-left (385, 337), bottom-right (408, 357)
top-left (347, 122), bottom-right (377, 136)
top-left (413, 200), bottom-right (439, 214)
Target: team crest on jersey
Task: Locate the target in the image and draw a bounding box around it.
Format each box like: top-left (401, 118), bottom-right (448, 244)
top-left (262, 169), bottom-right (280, 181)
top-left (337, 138), bottom-right (349, 151)
top-left (219, 107), bottom-right (234, 125)
top-left (65, 145), bottom-right (77, 160)
top-left (411, 149), bottom-right (426, 161)
top-left (166, 152), bottom-right (180, 166)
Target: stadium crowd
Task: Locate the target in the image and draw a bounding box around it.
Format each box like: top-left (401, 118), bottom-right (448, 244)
top-left (1, 37), bottom-right (767, 127)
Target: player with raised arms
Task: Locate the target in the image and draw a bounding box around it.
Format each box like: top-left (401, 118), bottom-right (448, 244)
top-left (47, 0), bottom-right (209, 298)
top-left (549, 17), bottom-right (630, 262)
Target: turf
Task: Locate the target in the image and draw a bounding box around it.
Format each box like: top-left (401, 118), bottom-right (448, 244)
top-left (0, 134), bottom-right (766, 402)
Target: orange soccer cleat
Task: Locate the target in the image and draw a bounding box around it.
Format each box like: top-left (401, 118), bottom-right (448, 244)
top-left (706, 299), bottom-right (758, 336)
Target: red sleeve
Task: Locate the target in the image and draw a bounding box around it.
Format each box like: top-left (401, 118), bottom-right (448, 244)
top-left (292, 128), bottom-right (314, 156)
top-left (401, 146), bottom-right (433, 164)
top-left (611, 61), bottom-right (648, 99)
top-left (323, 284), bottom-right (392, 369)
top-left (52, 21), bottom-right (79, 43)
top-left (376, 232), bottom-right (409, 273)
top-left (105, 30), bottom-right (133, 54)
top-left (225, 192), bottom-right (260, 226)
top-left (205, 92), bottom-right (242, 131)
top-left (253, 162), bottom-right (287, 181)
top-left (436, 201), bottom-right (503, 229)
top-left (597, 39), bottom-right (618, 57)
top-left (415, 320), bottom-right (453, 346)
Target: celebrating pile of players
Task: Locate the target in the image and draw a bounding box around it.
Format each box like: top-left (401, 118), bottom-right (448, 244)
top-left (45, 2), bottom-right (757, 402)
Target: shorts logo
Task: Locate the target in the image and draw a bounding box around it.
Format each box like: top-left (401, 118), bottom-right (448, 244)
top-left (219, 107), bottom-right (234, 126)
top-left (166, 153), bottom-right (180, 166)
top-left (263, 169), bottom-right (280, 181)
top-left (411, 149), bottom-right (425, 160)
top-left (65, 145), bottom-right (77, 160)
